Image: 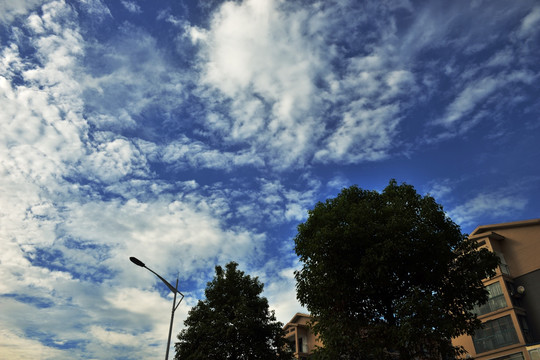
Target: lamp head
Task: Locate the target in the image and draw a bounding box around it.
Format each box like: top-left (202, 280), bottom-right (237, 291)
top-left (130, 257), bottom-right (145, 267)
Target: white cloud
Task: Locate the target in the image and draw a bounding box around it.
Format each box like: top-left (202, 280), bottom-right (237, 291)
top-left (61, 195), bottom-right (266, 275)
top-left (0, 328), bottom-right (67, 360)
top-left (425, 182), bottom-right (453, 201)
top-left (0, 1), bottom-right (89, 281)
top-left (0, 2), bottom-right (206, 357)
top-left (190, 0), bottom-right (419, 168)
top-left (439, 76), bottom-right (502, 126)
top-left (327, 175), bottom-right (349, 192)
top-left (0, 0), bottom-right (42, 24)
top-left (261, 265), bottom-right (305, 324)
top-left (448, 192), bottom-right (528, 228)
top-left (315, 103), bottom-right (401, 163)
top-left (160, 136), bottom-right (263, 170)
top-left (121, 0), bottom-right (142, 14)
top-left (486, 48), bottom-right (515, 68)
top-left (518, 6), bottom-right (540, 39)
top-left (84, 137), bottom-right (150, 183)
top-left (192, 0), bottom-right (330, 168)
top-left (78, 0), bottom-right (112, 20)
top-left (228, 177), bottom-right (320, 226)
top-left (437, 71), bottom-right (535, 128)
top-left (244, 256), bottom-right (306, 325)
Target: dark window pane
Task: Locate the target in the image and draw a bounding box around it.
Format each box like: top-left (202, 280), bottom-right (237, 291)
top-left (473, 316), bottom-right (519, 353)
top-left (473, 282), bottom-right (507, 316)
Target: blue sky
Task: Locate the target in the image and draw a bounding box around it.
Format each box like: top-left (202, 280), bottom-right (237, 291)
top-left (1, 0), bottom-right (539, 358)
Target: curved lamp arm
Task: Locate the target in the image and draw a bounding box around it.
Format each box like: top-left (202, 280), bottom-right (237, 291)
top-left (129, 257), bottom-right (183, 296)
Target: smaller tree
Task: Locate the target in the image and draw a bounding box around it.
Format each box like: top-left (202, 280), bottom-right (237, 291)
top-left (175, 262), bottom-right (292, 360)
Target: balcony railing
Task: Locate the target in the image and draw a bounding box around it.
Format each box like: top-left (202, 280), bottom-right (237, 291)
top-left (500, 263), bottom-right (510, 276)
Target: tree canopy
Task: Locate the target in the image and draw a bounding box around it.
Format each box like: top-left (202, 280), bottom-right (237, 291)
top-left (175, 262), bottom-right (292, 360)
top-left (294, 180), bottom-right (499, 359)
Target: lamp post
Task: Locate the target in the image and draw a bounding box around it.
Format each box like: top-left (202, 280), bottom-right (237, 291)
top-left (130, 256), bottom-right (184, 360)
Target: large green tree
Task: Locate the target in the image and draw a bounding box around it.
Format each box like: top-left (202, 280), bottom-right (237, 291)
top-left (294, 180), bottom-right (499, 359)
top-left (175, 262), bottom-right (292, 360)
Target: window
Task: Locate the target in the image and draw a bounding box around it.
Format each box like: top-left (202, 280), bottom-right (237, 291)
top-left (492, 353), bottom-right (524, 360)
top-left (297, 337), bottom-right (308, 353)
top-left (496, 252), bottom-right (511, 275)
top-left (529, 348), bottom-right (540, 360)
top-left (473, 282), bottom-right (507, 316)
top-left (472, 315), bottom-right (519, 353)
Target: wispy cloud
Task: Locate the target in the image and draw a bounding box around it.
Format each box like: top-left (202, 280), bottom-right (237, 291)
top-left (121, 0), bottom-right (142, 14)
top-left (81, 23), bottom-right (188, 136)
top-left (78, 0), bottom-right (112, 20)
top-left (517, 6), bottom-right (540, 39)
top-left (436, 71), bottom-right (535, 128)
top-left (448, 192), bottom-right (528, 229)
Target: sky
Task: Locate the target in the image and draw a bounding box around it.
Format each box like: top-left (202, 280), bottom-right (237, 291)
top-left (1, 0), bottom-right (539, 358)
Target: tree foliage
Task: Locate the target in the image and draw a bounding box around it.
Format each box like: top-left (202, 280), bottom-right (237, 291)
top-left (175, 262), bottom-right (292, 360)
top-left (294, 180), bottom-right (499, 359)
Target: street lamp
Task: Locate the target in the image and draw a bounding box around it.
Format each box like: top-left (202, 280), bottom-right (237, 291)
top-left (130, 256), bottom-right (184, 360)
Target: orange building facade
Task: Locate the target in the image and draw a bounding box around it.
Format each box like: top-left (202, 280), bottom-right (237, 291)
top-left (453, 219), bottom-right (540, 360)
top-left (283, 313), bottom-right (322, 359)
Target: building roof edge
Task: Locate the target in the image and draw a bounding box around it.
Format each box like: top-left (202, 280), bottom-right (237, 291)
top-left (283, 313), bottom-right (312, 329)
top-left (470, 218), bottom-right (540, 236)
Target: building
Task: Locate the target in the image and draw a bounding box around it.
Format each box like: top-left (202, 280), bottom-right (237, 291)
top-left (283, 313), bottom-right (322, 359)
top-left (453, 219), bottom-right (540, 360)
